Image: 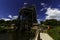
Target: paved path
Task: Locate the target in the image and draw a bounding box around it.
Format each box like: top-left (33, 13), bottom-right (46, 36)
top-left (34, 32), bottom-right (54, 40)
top-left (40, 33), bottom-right (54, 40)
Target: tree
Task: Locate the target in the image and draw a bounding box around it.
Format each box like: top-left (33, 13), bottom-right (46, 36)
top-left (40, 21), bottom-right (44, 25)
top-left (44, 19), bottom-right (57, 26)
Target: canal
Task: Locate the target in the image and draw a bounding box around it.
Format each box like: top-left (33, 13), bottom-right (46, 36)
top-left (0, 31), bottom-right (35, 40)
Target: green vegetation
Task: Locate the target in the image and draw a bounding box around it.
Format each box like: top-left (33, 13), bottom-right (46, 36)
top-left (0, 27), bottom-right (4, 31)
top-left (47, 26), bottom-right (60, 40)
top-left (40, 19), bottom-right (60, 40)
top-left (30, 29), bottom-right (36, 38)
top-left (0, 20), bottom-right (17, 32)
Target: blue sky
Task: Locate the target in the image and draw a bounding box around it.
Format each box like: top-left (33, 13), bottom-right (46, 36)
top-left (0, 0), bottom-right (60, 23)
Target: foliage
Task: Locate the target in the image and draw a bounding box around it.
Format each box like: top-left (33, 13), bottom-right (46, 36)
top-left (48, 26), bottom-right (60, 40)
top-left (0, 27), bottom-right (3, 31)
top-left (44, 19), bottom-right (57, 26)
top-left (0, 20), bottom-right (17, 32)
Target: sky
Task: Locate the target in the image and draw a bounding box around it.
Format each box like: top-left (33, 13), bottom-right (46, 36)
top-left (0, 0), bottom-right (60, 23)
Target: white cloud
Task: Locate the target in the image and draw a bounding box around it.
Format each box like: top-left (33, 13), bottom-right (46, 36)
top-left (37, 19), bottom-right (40, 24)
top-left (44, 7), bottom-right (47, 9)
top-left (1, 18), bottom-right (11, 21)
top-left (8, 15), bottom-right (12, 18)
top-left (40, 7), bottom-right (48, 11)
top-left (58, 5), bottom-right (60, 7)
top-left (41, 3), bottom-right (45, 6)
top-left (37, 19), bottom-right (43, 23)
top-left (45, 7), bottom-right (60, 20)
top-left (41, 3), bottom-right (47, 7)
top-left (8, 14), bottom-right (18, 20)
top-left (0, 15), bottom-right (18, 21)
top-left (12, 16), bottom-right (18, 20)
top-left (40, 3), bottom-right (48, 11)
top-left (24, 3), bottom-right (28, 5)
top-left (40, 8), bottom-right (44, 11)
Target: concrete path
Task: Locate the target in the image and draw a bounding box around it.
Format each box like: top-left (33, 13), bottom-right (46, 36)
top-left (40, 33), bottom-right (54, 40)
top-left (34, 33), bottom-right (54, 40)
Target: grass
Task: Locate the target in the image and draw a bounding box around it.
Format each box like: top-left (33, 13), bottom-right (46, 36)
top-left (47, 26), bottom-right (60, 40)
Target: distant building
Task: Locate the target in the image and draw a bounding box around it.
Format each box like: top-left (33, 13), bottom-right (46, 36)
top-left (31, 23), bottom-right (38, 30)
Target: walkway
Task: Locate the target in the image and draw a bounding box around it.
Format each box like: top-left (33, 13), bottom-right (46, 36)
top-left (40, 33), bottom-right (54, 40)
top-left (34, 32), bottom-right (54, 40)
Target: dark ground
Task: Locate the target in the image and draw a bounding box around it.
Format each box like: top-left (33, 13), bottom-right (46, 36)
top-left (0, 33), bottom-right (9, 40)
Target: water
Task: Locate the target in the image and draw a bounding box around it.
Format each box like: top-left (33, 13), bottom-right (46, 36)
top-left (0, 31), bottom-right (35, 40)
top-left (0, 33), bottom-right (9, 40)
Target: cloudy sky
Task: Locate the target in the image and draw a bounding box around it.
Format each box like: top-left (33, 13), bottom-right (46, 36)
top-left (0, 0), bottom-right (60, 23)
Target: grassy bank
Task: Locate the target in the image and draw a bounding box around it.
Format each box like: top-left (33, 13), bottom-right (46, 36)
top-left (47, 26), bottom-right (60, 40)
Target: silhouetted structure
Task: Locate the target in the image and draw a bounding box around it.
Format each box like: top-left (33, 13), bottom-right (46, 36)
top-left (19, 4), bottom-right (37, 31)
top-left (14, 4), bottom-right (37, 40)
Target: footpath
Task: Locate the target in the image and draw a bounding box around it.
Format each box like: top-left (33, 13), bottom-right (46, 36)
top-left (34, 32), bottom-right (54, 40)
top-left (40, 33), bottom-right (54, 40)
